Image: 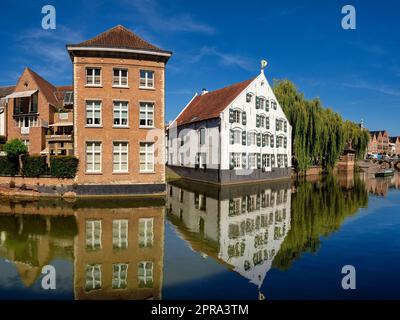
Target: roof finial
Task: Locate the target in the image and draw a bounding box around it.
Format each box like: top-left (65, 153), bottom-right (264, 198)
top-left (261, 59), bottom-right (268, 73)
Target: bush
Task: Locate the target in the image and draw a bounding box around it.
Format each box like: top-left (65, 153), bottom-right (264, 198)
top-left (0, 135), bottom-right (6, 145)
top-left (22, 155), bottom-right (47, 177)
top-left (3, 139), bottom-right (27, 159)
top-left (0, 156), bottom-right (17, 175)
top-left (50, 156), bottom-right (79, 178)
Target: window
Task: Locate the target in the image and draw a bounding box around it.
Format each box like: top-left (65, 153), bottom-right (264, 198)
top-left (113, 142), bottom-right (128, 173)
top-left (233, 110), bottom-right (241, 123)
top-left (22, 139), bottom-right (30, 152)
top-left (260, 116), bottom-right (265, 128)
top-left (233, 130), bottom-right (241, 144)
top-left (249, 154), bottom-right (257, 169)
top-left (113, 101), bottom-right (128, 127)
top-left (138, 262), bottom-right (154, 288)
top-left (86, 67), bottom-right (101, 86)
top-left (85, 264), bottom-right (102, 291)
top-left (199, 152), bottom-right (207, 168)
top-left (199, 128), bottom-right (206, 145)
top-left (113, 68), bottom-right (128, 87)
top-left (140, 70), bottom-right (154, 88)
top-left (86, 142), bottom-right (102, 173)
top-left (139, 218), bottom-right (154, 248)
top-left (86, 220), bottom-right (102, 250)
top-left (86, 100), bottom-right (101, 126)
top-left (140, 142), bottom-right (154, 172)
top-left (139, 102), bottom-right (154, 127)
top-left (112, 263), bottom-right (128, 289)
top-left (249, 132), bottom-right (256, 145)
top-left (112, 219), bottom-right (128, 249)
top-left (232, 153), bottom-right (241, 169)
top-left (259, 98), bottom-right (265, 109)
top-left (246, 93), bottom-right (253, 103)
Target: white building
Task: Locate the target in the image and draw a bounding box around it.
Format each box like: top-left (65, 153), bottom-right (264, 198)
top-left (167, 68), bottom-right (292, 184)
top-left (0, 86), bottom-right (14, 138)
top-left (166, 179), bottom-right (291, 294)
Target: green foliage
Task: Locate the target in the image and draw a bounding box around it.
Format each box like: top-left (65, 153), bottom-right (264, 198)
top-left (0, 156), bottom-right (17, 175)
top-left (3, 139), bottom-right (27, 159)
top-left (0, 135), bottom-right (6, 145)
top-left (273, 80), bottom-right (369, 172)
top-left (272, 175), bottom-right (368, 270)
top-left (50, 156), bottom-right (79, 178)
top-left (22, 155), bottom-right (47, 177)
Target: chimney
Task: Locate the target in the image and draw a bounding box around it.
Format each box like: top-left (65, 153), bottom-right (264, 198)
top-left (201, 88), bottom-right (208, 96)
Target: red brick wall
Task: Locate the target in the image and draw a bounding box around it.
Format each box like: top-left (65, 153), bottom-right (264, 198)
top-left (73, 56), bottom-right (166, 185)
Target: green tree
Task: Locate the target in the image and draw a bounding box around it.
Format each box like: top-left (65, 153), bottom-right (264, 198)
top-left (3, 139), bottom-right (27, 160)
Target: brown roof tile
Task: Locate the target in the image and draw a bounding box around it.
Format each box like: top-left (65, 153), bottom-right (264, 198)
top-left (25, 68), bottom-right (60, 107)
top-left (70, 25), bottom-right (170, 54)
top-left (175, 78), bottom-right (255, 126)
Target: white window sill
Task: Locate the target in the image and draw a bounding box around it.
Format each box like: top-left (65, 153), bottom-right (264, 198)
top-left (85, 84), bottom-right (102, 88)
top-left (113, 171), bottom-right (129, 175)
top-left (139, 126), bottom-right (155, 129)
top-left (139, 86), bottom-right (155, 90)
top-left (85, 172), bottom-right (102, 175)
top-left (86, 125), bottom-right (103, 128)
top-left (113, 125), bottom-right (129, 129)
top-left (140, 170), bottom-right (155, 174)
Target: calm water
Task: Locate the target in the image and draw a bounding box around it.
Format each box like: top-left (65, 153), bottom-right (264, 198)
top-left (0, 172), bottom-right (399, 300)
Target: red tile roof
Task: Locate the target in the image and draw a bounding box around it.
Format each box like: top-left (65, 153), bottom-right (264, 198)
top-left (175, 78), bottom-right (255, 126)
top-left (25, 68), bottom-right (60, 107)
top-left (70, 25), bottom-right (170, 54)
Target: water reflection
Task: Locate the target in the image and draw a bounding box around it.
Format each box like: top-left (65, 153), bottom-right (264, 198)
top-left (0, 199), bottom-right (165, 300)
top-left (166, 180), bottom-right (291, 296)
top-left (0, 172), bottom-right (398, 299)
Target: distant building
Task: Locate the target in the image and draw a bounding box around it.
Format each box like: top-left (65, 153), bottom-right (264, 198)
top-left (4, 68), bottom-right (73, 155)
top-left (389, 136), bottom-right (400, 156)
top-left (368, 130), bottom-right (390, 154)
top-left (167, 69), bottom-right (292, 184)
top-left (0, 86), bottom-right (15, 137)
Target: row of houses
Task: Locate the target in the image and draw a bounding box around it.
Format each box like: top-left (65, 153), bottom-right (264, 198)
top-left (0, 25), bottom-right (293, 194)
top-left (368, 130), bottom-right (400, 156)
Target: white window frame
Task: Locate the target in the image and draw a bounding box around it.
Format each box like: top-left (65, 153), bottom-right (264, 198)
top-left (86, 67), bottom-right (102, 86)
top-left (140, 142), bottom-right (155, 173)
top-left (139, 70), bottom-right (155, 89)
top-left (249, 132), bottom-right (256, 146)
top-left (233, 110), bottom-right (241, 124)
top-left (113, 68), bottom-right (128, 87)
top-left (86, 100), bottom-right (102, 127)
top-left (249, 153), bottom-right (257, 169)
top-left (138, 261), bottom-right (154, 288)
top-left (139, 218), bottom-right (154, 248)
top-left (139, 102), bottom-right (154, 128)
top-left (113, 101), bottom-right (129, 127)
top-left (112, 219), bottom-right (128, 249)
top-left (85, 220), bottom-right (102, 250)
top-left (233, 130), bottom-right (241, 144)
top-left (85, 264), bottom-right (102, 292)
top-left (86, 142), bottom-right (102, 173)
top-left (199, 128), bottom-right (206, 145)
top-left (112, 263), bottom-right (128, 289)
top-left (113, 142), bottom-right (129, 173)
top-left (233, 153), bottom-right (241, 169)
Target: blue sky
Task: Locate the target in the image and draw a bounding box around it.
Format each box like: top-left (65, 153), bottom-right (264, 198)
top-left (0, 0), bottom-right (399, 134)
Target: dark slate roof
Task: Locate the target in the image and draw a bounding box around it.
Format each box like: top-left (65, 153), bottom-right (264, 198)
top-left (0, 86), bottom-right (15, 98)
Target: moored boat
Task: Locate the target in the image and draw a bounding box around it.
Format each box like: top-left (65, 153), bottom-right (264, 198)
top-left (375, 169), bottom-right (395, 178)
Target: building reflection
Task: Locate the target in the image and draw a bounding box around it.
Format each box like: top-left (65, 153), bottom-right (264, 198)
top-left (166, 179), bottom-right (291, 293)
top-left (0, 198), bottom-right (165, 300)
top-left (358, 171), bottom-right (400, 196)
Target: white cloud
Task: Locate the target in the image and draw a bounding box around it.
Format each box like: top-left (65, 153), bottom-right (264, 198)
top-left (344, 79), bottom-right (400, 97)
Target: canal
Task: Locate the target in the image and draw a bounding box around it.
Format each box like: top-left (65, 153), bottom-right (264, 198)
top-left (0, 172), bottom-right (399, 300)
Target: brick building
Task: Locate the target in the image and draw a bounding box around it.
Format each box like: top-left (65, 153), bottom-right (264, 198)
top-left (390, 136), bottom-right (400, 156)
top-left (67, 25), bottom-right (172, 192)
top-left (4, 68), bottom-right (72, 155)
top-left (368, 130), bottom-right (390, 155)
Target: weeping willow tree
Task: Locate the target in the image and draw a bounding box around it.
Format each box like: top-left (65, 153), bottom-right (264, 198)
top-left (272, 174), bottom-right (368, 270)
top-left (274, 80), bottom-right (370, 173)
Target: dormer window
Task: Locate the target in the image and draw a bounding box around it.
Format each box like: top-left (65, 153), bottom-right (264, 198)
top-left (246, 93), bottom-right (253, 103)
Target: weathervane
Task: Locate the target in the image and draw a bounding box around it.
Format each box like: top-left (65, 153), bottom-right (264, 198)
top-left (261, 59), bottom-right (268, 72)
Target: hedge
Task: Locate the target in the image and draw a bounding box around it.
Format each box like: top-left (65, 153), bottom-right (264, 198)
top-left (22, 155), bottom-right (47, 177)
top-left (50, 156), bottom-right (79, 178)
top-left (0, 156), bottom-right (17, 175)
